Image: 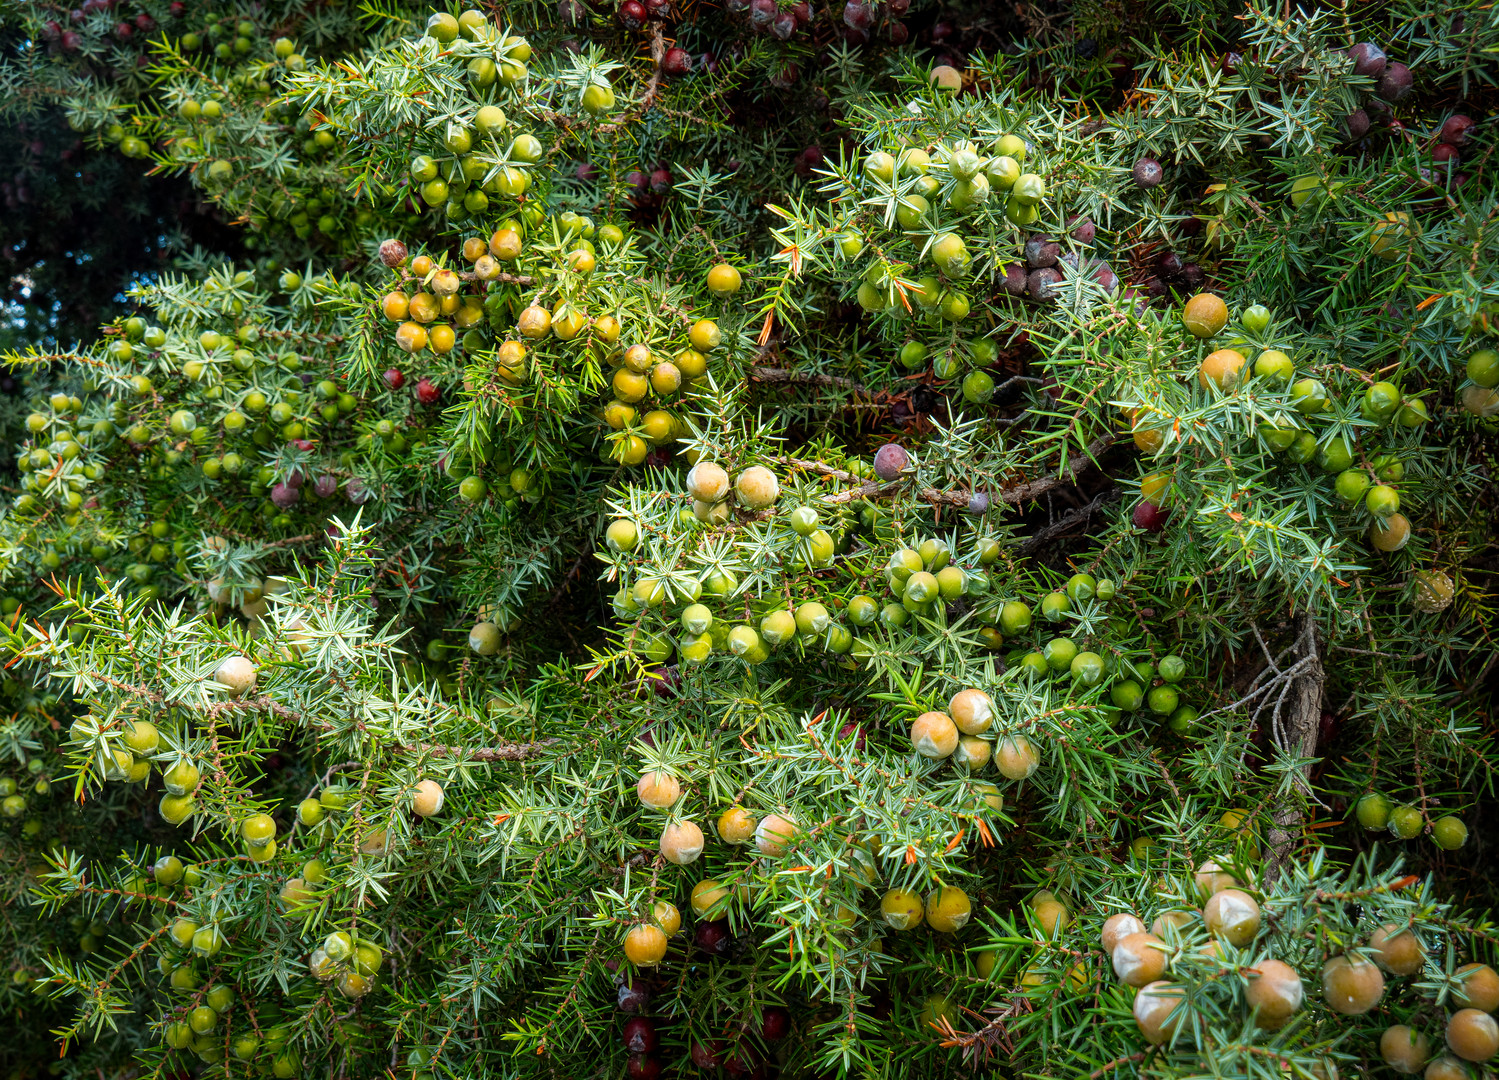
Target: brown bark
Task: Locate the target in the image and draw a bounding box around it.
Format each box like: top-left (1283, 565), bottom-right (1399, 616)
top-left (1264, 615), bottom-right (1324, 885)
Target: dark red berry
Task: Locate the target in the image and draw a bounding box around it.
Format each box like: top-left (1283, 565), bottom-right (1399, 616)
top-left (133, 12), bottom-right (153, 30)
top-left (617, 979), bottom-right (650, 1013)
top-left (1026, 267), bottom-right (1063, 303)
top-left (622, 1017), bottom-right (659, 1054)
top-left (1132, 158), bottom-right (1164, 188)
top-left (873, 443), bottom-right (909, 481)
top-left (1067, 215), bottom-right (1096, 245)
top-left (1025, 236), bottom-right (1060, 269)
top-left (627, 1056), bottom-right (662, 1080)
top-left (1377, 62), bottom-right (1412, 102)
top-left (1440, 114), bottom-right (1474, 146)
top-left (842, 0), bottom-right (872, 29)
top-left (930, 19), bottom-right (953, 39)
top-left (61, 30), bottom-right (80, 49)
top-left (1092, 262), bottom-right (1120, 293)
top-left (1433, 142), bottom-right (1459, 164)
top-left (748, 0), bottom-right (777, 25)
top-left (837, 722), bottom-right (866, 748)
top-left (886, 20), bottom-right (909, 43)
top-left (383, 368), bottom-right (405, 390)
top-left (625, 170), bottom-right (649, 192)
top-left (769, 62), bottom-right (799, 88)
top-left (660, 47), bottom-right (691, 77)
top-left (618, 0), bottom-right (647, 29)
top-left (1133, 502), bottom-right (1169, 532)
top-left (559, 0), bottom-right (586, 23)
top-left (791, 1), bottom-right (812, 22)
top-left (1002, 262), bottom-right (1028, 297)
top-left (649, 167), bottom-right (672, 195)
top-left (313, 475), bottom-right (338, 499)
top-left (1347, 42), bottom-right (1387, 79)
top-left (1344, 109), bottom-right (1370, 140)
top-left (771, 11), bottom-right (797, 39)
top-left (761, 1005), bottom-right (791, 1040)
top-left (690, 1041), bottom-right (727, 1069)
top-left (1220, 51), bottom-right (1242, 75)
top-left (1156, 251), bottom-right (1183, 278)
top-left (113, 20), bottom-right (132, 38)
top-left (1179, 263), bottom-right (1205, 289)
top-left (270, 483), bottom-right (300, 509)
top-left (644, 0), bottom-right (670, 14)
top-left (168, 0), bottom-right (184, 14)
top-left (695, 920), bottom-right (731, 957)
top-left (415, 378), bottom-right (441, 404)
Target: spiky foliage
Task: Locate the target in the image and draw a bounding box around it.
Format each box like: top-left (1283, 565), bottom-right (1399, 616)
top-left (0, 2), bottom-right (1496, 1080)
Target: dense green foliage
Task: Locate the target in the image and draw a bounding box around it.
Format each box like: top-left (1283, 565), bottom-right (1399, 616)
top-left (0, 0), bottom-right (1496, 1078)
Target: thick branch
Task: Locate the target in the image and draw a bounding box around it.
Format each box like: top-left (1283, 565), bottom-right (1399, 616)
top-left (1264, 614), bottom-right (1324, 886)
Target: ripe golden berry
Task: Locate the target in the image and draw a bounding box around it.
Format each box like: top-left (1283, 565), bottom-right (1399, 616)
top-left (690, 879), bottom-right (731, 917)
top-left (623, 924), bottom-right (668, 966)
top-left (910, 711), bottom-right (959, 758)
top-left (518, 306), bottom-right (552, 338)
top-left (949, 688), bottom-right (993, 734)
top-left (716, 806), bottom-right (757, 844)
top-left (381, 292), bottom-right (410, 321)
top-left (489, 228), bottom-right (522, 260)
top-left (1426, 1055), bottom-right (1470, 1080)
top-left (214, 655), bottom-right (257, 697)
top-left (1102, 913), bottom-right (1147, 956)
top-left (734, 466), bottom-right (780, 509)
top-left (1453, 962), bottom-right (1499, 1012)
top-left (994, 734), bottom-right (1040, 779)
top-left (954, 736), bottom-right (991, 770)
top-left (1203, 889), bottom-right (1261, 946)
top-left (411, 779), bottom-right (444, 817)
top-left (1381, 1025), bottom-right (1432, 1074)
top-left (1133, 980), bottom-right (1187, 1044)
top-left (1447, 1009), bottom-right (1499, 1062)
top-left (652, 900), bottom-right (681, 937)
top-left (1244, 958), bottom-right (1303, 1028)
top-left (1032, 898), bottom-right (1070, 938)
top-left (1112, 932), bottom-right (1167, 986)
top-left (755, 813), bottom-right (799, 856)
top-left (925, 886), bottom-right (971, 933)
top-left (660, 820), bottom-right (704, 865)
top-left (1322, 954), bottom-right (1385, 1014)
top-left (1193, 859), bottom-right (1239, 898)
top-left (689, 319), bottom-right (721, 351)
top-left (686, 461), bottom-right (730, 503)
top-left (395, 322), bottom-right (428, 353)
top-left (1371, 513), bottom-right (1412, 552)
top-left (1182, 293), bottom-right (1228, 338)
top-left (636, 771), bottom-right (681, 808)
top-left (1370, 923), bottom-right (1426, 976)
top-left (1152, 910), bottom-right (1195, 936)
top-left (880, 888), bottom-right (924, 931)
top-left (1199, 348), bottom-right (1246, 391)
top-left (706, 263), bottom-right (742, 296)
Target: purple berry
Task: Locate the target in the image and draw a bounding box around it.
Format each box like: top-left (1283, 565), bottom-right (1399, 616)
top-left (1377, 62), bottom-right (1412, 102)
top-left (1133, 502), bottom-right (1169, 532)
top-left (1024, 236), bottom-right (1060, 268)
top-left (1132, 158), bottom-right (1164, 188)
top-left (873, 443), bottom-right (909, 481)
top-left (1026, 267), bottom-right (1063, 303)
top-left (270, 483), bottom-right (300, 509)
top-left (1347, 42), bottom-right (1387, 79)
